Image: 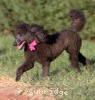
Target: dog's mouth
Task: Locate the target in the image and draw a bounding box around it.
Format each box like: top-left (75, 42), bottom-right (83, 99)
top-left (17, 41), bottom-right (26, 50)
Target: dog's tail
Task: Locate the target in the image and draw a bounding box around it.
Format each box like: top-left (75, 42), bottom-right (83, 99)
top-left (69, 9), bottom-right (85, 33)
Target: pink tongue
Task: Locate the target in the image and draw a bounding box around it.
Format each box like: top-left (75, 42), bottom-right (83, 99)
top-left (17, 41), bottom-right (25, 50)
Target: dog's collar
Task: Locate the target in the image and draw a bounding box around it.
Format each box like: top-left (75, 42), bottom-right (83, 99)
top-left (28, 39), bottom-right (38, 51)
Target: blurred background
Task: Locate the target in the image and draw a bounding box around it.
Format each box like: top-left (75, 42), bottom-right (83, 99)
top-left (0, 0), bottom-right (95, 39)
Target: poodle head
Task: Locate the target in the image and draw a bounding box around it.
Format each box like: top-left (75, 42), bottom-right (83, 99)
top-left (13, 23), bottom-right (48, 50)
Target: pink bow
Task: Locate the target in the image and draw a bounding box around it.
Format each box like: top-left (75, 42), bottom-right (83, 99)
top-left (28, 39), bottom-right (37, 51)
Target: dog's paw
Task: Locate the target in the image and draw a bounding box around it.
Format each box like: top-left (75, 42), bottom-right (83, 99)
top-left (15, 76), bottom-right (21, 81)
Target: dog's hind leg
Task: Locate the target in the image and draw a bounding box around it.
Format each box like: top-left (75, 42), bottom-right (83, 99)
top-left (42, 62), bottom-right (50, 77)
top-left (15, 60), bottom-right (34, 81)
top-left (69, 53), bottom-right (81, 72)
top-left (78, 52), bottom-right (91, 66)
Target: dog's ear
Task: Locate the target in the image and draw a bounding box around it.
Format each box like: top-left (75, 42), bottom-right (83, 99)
top-left (30, 24), bottom-right (48, 42)
top-left (34, 30), bottom-right (48, 42)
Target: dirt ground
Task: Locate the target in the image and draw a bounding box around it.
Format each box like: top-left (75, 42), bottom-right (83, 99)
top-left (0, 76), bottom-right (56, 100)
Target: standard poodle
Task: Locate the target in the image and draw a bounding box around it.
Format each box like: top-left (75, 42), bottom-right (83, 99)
top-left (13, 9), bottom-right (90, 81)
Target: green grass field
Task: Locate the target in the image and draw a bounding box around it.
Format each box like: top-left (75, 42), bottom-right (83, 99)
top-left (0, 34), bottom-right (95, 100)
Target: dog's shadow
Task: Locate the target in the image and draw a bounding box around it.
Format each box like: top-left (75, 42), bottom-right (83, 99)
top-left (50, 59), bottom-right (95, 76)
top-left (50, 67), bottom-right (70, 76)
top-left (0, 48), bottom-right (7, 55)
top-left (91, 59), bottom-right (95, 63)
top-left (50, 68), bottom-right (61, 76)
top-left (91, 59), bottom-right (95, 67)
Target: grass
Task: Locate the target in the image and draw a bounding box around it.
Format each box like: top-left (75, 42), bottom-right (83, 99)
top-left (0, 34), bottom-right (95, 100)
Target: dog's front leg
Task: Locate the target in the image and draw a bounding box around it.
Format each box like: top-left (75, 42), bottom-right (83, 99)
top-left (42, 62), bottom-right (50, 77)
top-left (15, 60), bottom-right (34, 81)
